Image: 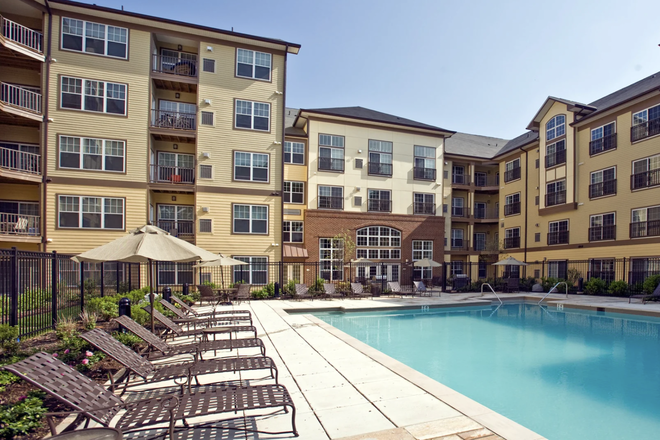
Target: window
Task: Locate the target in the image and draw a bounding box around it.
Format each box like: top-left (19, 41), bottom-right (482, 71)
top-left (201, 111), bottom-right (214, 126)
top-left (414, 146), bottom-right (436, 180)
top-left (414, 193), bottom-right (435, 215)
top-left (61, 17), bottom-right (127, 58)
top-left (319, 134), bottom-right (345, 172)
top-left (283, 181), bottom-right (304, 204)
top-left (58, 195), bottom-right (123, 229)
top-left (156, 152), bottom-right (194, 183)
top-left (504, 158), bottom-right (521, 182)
top-left (157, 262), bottom-right (193, 285)
top-left (548, 261), bottom-right (568, 280)
top-left (451, 197), bottom-right (465, 217)
top-left (451, 261), bottom-right (464, 277)
top-left (504, 193), bottom-right (521, 216)
top-left (202, 58), bottom-right (215, 73)
top-left (546, 115), bottom-right (565, 141)
top-left (473, 233), bottom-right (486, 251)
top-left (478, 261), bottom-right (488, 278)
top-left (318, 186), bottom-right (343, 209)
top-left (451, 229), bottom-right (464, 249)
top-left (546, 180), bottom-right (566, 206)
top-left (368, 140), bottom-right (393, 176)
top-left (589, 213), bottom-right (615, 241)
top-left (61, 76), bottom-right (126, 115)
top-left (233, 257), bottom-right (268, 284)
top-left (631, 104), bottom-right (660, 142)
top-left (234, 152), bottom-right (269, 182)
top-left (545, 139), bottom-right (566, 168)
top-left (283, 221), bottom-right (303, 243)
top-left (233, 204), bottom-right (268, 234)
top-left (284, 141), bottom-right (304, 165)
top-left (474, 202), bottom-right (487, 219)
top-left (199, 164), bottom-right (212, 179)
top-left (235, 100), bottom-right (270, 131)
top-left (548, 220), bottom-right (569, 245)
top-left (319, 238), bottom-right (343, 281)
top-left (412, 240), bottom-right (433, 279)
top-left (631, 206), bottom-right (660, 238)
top-left (504, 227), bottom-right (520, 249)
top-left (59, 135), bottom-right (124, 172)
top-left (474, 172), bottom-right (487, 187)
top-left (199, 218), bottom-right (212, 233)
top-left (632, 155), bottom-right (660, 190)
top-left (534, 232), bottom-right (541, 242)
top-left (630, 258), bottom-right (660, 284)
top-left (157, 205), bottom-right (194, 237)
top-left (452, 165), bottom-right (466, 184)
top-left (589, 167), bottom-right (616, 198)
top-left (590, 122), bottom-right (616, 155)
top-left (368, 189), bottom-right (391, 212)
top-left (356, 227), bottom-right (401, 260)
top-left (236, 48), bottom-right (272, 80)
top-left (589, 259), bottom-right (615, 282)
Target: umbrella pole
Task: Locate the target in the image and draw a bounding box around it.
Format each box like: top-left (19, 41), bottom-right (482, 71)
top-left (149, 259), bottom-right (155, 333)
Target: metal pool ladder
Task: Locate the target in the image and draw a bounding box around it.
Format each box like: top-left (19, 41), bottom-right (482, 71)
top-left (538, 281), bottom-right (569, 305)
top-left (481, 283), bottom-right (502, 305)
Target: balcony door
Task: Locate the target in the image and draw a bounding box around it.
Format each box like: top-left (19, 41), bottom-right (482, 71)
top-left (160, 49), bottom-right (197, 72)
top-left (157, 205), bottom-right (194, 236)
top-left (157, 152), bottom-right (194, 183)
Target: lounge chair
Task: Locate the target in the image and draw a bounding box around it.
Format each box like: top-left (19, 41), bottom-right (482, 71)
top-left (350, 283), bottom-right (371, 299)
top-left (171, 295), bottom-right (253, 323)
top-left (4, 352), bottom-right (297, 438)
top-left (629, 283), bottom-right (660, 304)
top-left (293, 284), bottom-right (314, 300)
top-left (114, 315), bottom-right (266, 359)
top-left (80, 328), bottom-right (278, 394)
top-left (503, 277), bottom-right (520, 293)
top-left (413, 281), bottom-right (432, 297)
top-left (143, 305), bottom-right (257, 340)
top-left (231, 283), bottom-right (252, 304)
top-left (323, 283), bottom-right (343, 300)
top-left (159, 299), bottom-right (250, 327)
top-left (387, 281), bottom-right (416, 297)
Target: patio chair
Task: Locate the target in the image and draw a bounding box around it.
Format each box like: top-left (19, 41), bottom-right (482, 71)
top-left (114, 315), bottom-right (266, 359)
top-left (293, 284), bottom-right (314, 300)
top-left (414, 281), bottom-right (434, 297)
top-left (503, 277), bottom-right (520, 293)
top-left (3, 352), bottom-right (297, 438)
top-left (350, 283), bottom-right (371, 299)
top-left (232, 283), bottom-right (252, 304)
top-left (323, 283), bottom-right (343, 300)
top-left (159, 299), bottom-right (250, 327)
top-left (171, 295), bottom-right (253, 323)
top-left (143, 305), bottom-right (257, 340)
top-left (80, 329), bottom-right (278, 394)
top-left (387, 281), bottom-right (416, 298)
top-left (629, 283), bottom-right (660, 304)
top-left (196, 284), bottom-right (218, 305)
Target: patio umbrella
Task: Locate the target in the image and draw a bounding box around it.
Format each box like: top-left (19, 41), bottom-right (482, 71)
top-left (194, 253), bottom-right (248, 288)
top-left (72, 225), bottom-right (218, 331)
top-left (413, 258), bottom-right (442, 267)
top-left (492, 256), bottom-right (528, 266)
top-left (344, 258), bottom-right (373, 267)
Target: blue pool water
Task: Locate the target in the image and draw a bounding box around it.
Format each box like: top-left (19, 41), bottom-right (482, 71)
top-left (313, 303), bottom-right (660, 440)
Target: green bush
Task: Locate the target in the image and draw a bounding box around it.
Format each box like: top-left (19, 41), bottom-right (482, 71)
top-left (541, 277), bottom-right (563, 293)
top-left (643, 274), bottom-right (660, 294)
top-left (608, 280), bottom-right (629, 296)
top-left (251, 289), bottom-right (270, 299)
top-left (283, 279), bottom-right (298, 296)
top-left (0, 356), bottom-right (24, 392)
top-left (17, 289), bottom-right (50, 313)
top-left (202, 281), bottom-right (217, 289)
top-left (0, 391), bottom-right (47, 439)
top-left (0, 325), bottom-right (20, 356)
top-left (112, 331), bottom-right (142, 350)
top-left (309, 278), bottom-right (325, 295)
top-left (520, 277), bottom-right (536, 292)
top-left (584, 277), bottom-right (607, 295)
top-left (130, 305), bottom-right (151, 325)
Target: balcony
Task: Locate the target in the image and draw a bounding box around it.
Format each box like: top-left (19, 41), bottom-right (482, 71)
top-left (150, 109), bottom-right (196, 142)
top-left (368, 162), bottom-right (392, 176)
top-left (318, 196), bottom-right (343, 210)
top-left (504, 202), bottom-right (521, 216)
top-left (548, 230), bottom-right (569, 245)
top-left (318, 157), bottom-right (344, 172)
top-left (546, 190), bottom-right (566, 207)
top-left (157, 220), bottom-right (194, 242)
top-left (473, 207), bottom-right (498, 220)
top-left (0, 82), bottom-right (42, 123)
top-left (504, 167), bottom-right (521, 183)
top-left (503, 236), bottom-right (520, 249)
top-left (451, 206), bottom-right (469, 219)
top-left (0, 15), bottom-right (44, 61)
top-left (630, 220), bottom-right (660, 239)
top-left (368, 199), bottom-right (391, 212)
top-left (589, 179), bottom-right (616, 198)
top-left (631, 118), bottom-right (660, 142)
top-left (0, 212), bottom-right (40, 242)
top-left (545, 149), bottom-right (566, 168)
top-left (450, 239), bottom-right (470, 251)
top-left (474, 174), bottom-right (499, 189)
top-left (589, 225), bottom-right (616, 242)
top-left (413, 167), bottom-right (436, 181)
top-left (151, 54), bottom-right (198, 93)
top-left (589, 133), bottom-right (617, 155)
top-left (149, 164), bottom-right (194, 191)
top-left (414, 202), bottom-right (435, 215)
top-left (0, 146), bottom-right (41, 182)
top-left (452, 173), bottom-right (470, 185)
top-left (631, 169), bottom-right (660, 191)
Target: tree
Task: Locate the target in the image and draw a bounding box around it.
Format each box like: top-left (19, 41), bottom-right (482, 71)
top-left (332, 229), bottom-right (356, 262)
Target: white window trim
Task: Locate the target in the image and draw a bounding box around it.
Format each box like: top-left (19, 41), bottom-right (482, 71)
top-left (235, 48), bottom-right (272, 81)
top-left (549, 219), bottom-right (569, 232)
top-left (505, 192), bottom-right (520, 205)
top-left (61, 17), bottom-right (128, 59)
top-left (590, 166), bottom-right (616, 182)
top-left (505, 158), bottom-right (520, 171)
top-left (60, 76), bottom-right (127, 115)
top-left (505, 227), bottom-right (520, 238)
top-left (547, 179), bottom-right (566, 193)
top-left (234, 99), bottom-right (270, 131)
top-left (58, 195), bottom-right (124, 230)
top-left (590, 212), bottom-right (615, 227)
top-left (284, 141), bottom-right (305, 165)
top-left (232, 204), bottom-right (269, 235)
top-left (546, 114), bottom-right (566, 141)
top-left (633, 104), bottom-right (660, 126)
top-left (233, 151), bottom-right (270, 183)
top-left (591, 121), bottom-right (616, 140)
top-left (58, 135), bottom-right (125, 173)
top-left (233, 256), bottom-right (269, 284)
top-left (283, 181), bottom-right (304, 204)
top-left (283, 220), bottom-right (304, 243)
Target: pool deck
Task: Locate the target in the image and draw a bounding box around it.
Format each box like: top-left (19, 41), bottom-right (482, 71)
top-left (83, 292), bottom-right (660, 439)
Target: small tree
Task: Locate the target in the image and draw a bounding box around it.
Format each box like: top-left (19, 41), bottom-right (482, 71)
top-left (332, 229), bottom-right (355, 262)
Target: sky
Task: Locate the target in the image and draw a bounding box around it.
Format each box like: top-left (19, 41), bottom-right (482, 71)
top-left (78, 0), bottom-right (660, 139)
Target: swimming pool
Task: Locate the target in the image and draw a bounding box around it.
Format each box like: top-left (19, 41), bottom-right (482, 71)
top-left (313, 303), bottom-right (660, 440)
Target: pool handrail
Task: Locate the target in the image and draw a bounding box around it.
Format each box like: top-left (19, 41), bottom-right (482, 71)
top-left (538, 281), bottom-right (568, 304)
top-left (480, 283), bottom-right (503, 305)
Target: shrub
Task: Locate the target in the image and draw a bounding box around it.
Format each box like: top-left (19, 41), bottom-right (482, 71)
top-left (251, 289), bottom-right (270, 299)
top-left (0, 325), bottom-right (20, 356)
top-left (55, 316), bottom-right (78, 341)
top-left (202, 281), bottom-right (217, 289)
top-left (130, 305), bottom-right (151, 325)
top-left (0, 391), bottom-right (47, 439)
top-left (76, 350), bottom-right (104, 372)
top-left (309, 278), bottom-right (325, 295)
top-left (283, 279), bottom-right (298, 296)
top-left (0, 356), bottom-right (23, 392)
top-left (83, 278), bottom-right (98, 300)
top-left (584, 277), bottom-right (607, 295)
top-left (86, 297), bottom-right (119, 321)
top-left (541, 277), bottom-right (562, 293)
top-left (79, 309), bottom-right (98, 330)
top-left (608, 280), bottom-right (629, 296)
top-left (520, 277), bottom-right (536, 292)
top-left (112, 331), bottom-right (142, 350)
top-left (643, 274), bottom-right (660, 294)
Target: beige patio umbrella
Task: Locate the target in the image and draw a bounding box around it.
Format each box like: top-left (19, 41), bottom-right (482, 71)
top-left (345, 258), bottom-right (373, 266)
top-left (413, 258), bottom-right (443, 267)
top-left (492, 256), bottom-right (528, 266)
top-left (194, 253), bottom-right (248, 288)
top-left (73, 225), bottom-right (219, 331)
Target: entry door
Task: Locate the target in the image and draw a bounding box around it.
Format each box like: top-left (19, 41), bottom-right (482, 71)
top-left (285, 264), bottom-right (302, 283)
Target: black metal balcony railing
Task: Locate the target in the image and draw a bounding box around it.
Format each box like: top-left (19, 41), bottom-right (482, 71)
top-left (503, 236), bottom-right (520, 249)
top-left (413, 167), bottom-right (436, 181)
top-left (474, 174), bottom-right (499, 187)
top-left (473, 207), bottom-right (499, 219)
top-left (318, 157), bottom-right (344, 172)
top-left (151, 109), bottom-right (196, 130)
top-left (414, 202), bottom-right (435, 215)
top-left (0, 212), bottom-right (40, 236)
top-left (368, 199), bottom-right (391, 212)
top-left (152, 54), bottom-right (198, 77)
top-left (1, 15), bottom-right (43, 53)
top-left (504, 167), bottom-right (521, 183)
top-left (631, 169), bottom-right (660, 190)
top-left (0, 146), bottom-right (40, 175)
top-left (630, 220), bottom-right (660, 238)
top-left (504, 202), bottom-right (521, 216)
top-left (589, 225), bottom-right (616, 242)
top-left (451, 206), bottom-right (468, 218)
top-left (545, 149), bottom-right (567, 168)
top-left (150, 164), bottom-right (195, 184)
top-left (1, 82), bottom-right (42, 114)
top-left (546, 190), bottom-right (566, 207)
top-left (589, 133), bottom-right (617, 155)
top-left (548, 230), bottom-right (570, 245)
top-left (368, 162), bottom-right (392, 176)
top-left (631, 118), bottom-right (660, 142)
top-left (589, 179), bottom-right (617, 198)
top-left (452, 174), bottom-right (470, 185)
top-left (318, 196), bottom-right (343, 210)
top-left (157, 220), bottom-right (194, 237)
top-left (450, 239), bottom-right (470, 251)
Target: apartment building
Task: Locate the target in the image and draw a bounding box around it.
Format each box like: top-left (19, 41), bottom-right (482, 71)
top-left (282, 107), bottom-right (452, 284)
top-left (0, 0), bottom-right (299, 284)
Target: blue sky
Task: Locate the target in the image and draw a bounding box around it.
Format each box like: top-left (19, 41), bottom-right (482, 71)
top-left (79, 0), bottom-right (660, 139)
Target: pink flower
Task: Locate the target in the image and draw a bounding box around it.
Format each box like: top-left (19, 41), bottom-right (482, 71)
top-left (64, 349), bottom-right (70, 354)
top-left (52, 353), bottom-right (58, 357)
top-left (85, 351), bottom-right (93, 357)
top-left (81, 359), bottom-right (89, 365)
top-left (18, 395), bottom-right (26, 401)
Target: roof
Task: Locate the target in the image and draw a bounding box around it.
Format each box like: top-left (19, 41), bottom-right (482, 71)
top-left (445, 132), bottom-right (509, 159)
top-left (297, 106), bottom-right (455, 135)
top-left (285, 108), bottom-right (306, 137)
top-left (526, 96), bottom-right (596, 131)
top-left (494, 131), bottom-right (540, 158)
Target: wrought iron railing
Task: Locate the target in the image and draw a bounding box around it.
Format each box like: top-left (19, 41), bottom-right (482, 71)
top-left (545, 149), bottom-right (566, 168)
top-left (504, 167), bottom-right (521, 182)
top-left (451, 206), bottom-right (469, 218)
top-left (630, 220), bottom-right (660, 239)
top-left (157, 220), bottom-right (194, 237)
top-left (631, 118), bottom-right (660, 142)
top-left (450, 239), bottom-right (470, 251)
top-left (503, 236), bottom-right (520, 249)
top-left (589, 133), bottom-right (617, 155)
top-left (367, 199), bottom-right (391, 212)
top-left (318, 157), bottom-right (344, 172)
top-left (0, 82), bottom-right (42, 114)
top-left (548, 230), bottom-right (569, 245)
top-left (504, 202), bottom-right (520, 216)
top-left (414, 202), bottom-right (435, 215)
top-left (413, 167), bottom-right (436, 180)
top-left (589, 179), bottom-right (616, 198)
top-left (589, 225), bottom-right (616, 242)
top-left (150, 164), bottom-right (194, 184)
top-left (0, 213), bottom-right (40, 236)
top-left (452, 173), bottom-right (470, 185)
top-left (473, 207), bottom-right (499, 219)
top-left (0, 146), bottom-right (40, 175)
top-left (1, 15), bottom-right (43, 53)
top-left (546, 190), bottom-right (566, 207)
top-left (152, 54), bottom-right (198, 77)
top-left (151, 109), bottom-right (196, 130)
top-left (318, 196), bottom-right (343, 210)
top-left (631, 169), bottom-right (660, 190)
top-left (368, 162), bottom-right (392, 176)
top-left (474, 174), bottom-right (499, 187)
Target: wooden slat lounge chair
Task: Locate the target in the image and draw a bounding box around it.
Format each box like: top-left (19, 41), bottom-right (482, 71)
top-left (114, 315), bottom-right (266, 359)
top-left (323, 283), bottom-right (343, 300)
top-left (629, 283), bottom-right (660, 304)
top-left (80, 329), bottom-right (278, 394)
top-left (4, 352), bottom-right (297, 438)
top-left (171, 295), bottom-right (253, 323)
top-left (196, 284), bottom-right (219, 305)
top-left (143, 306), bottom-right (258, 340)
top-left (387, 281), bottom-right (416, 298)
top-left (350, 283), bottom-right (371, 299)
top-left (293, 284), bottom-right (314, 301)
top-left (159, 299), bottom-right (250, 327)
top-left (231, 283), bottom-right (252, 305)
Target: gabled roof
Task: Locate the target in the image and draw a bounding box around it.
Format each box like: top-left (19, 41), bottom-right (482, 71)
top-left (284, 108), bottom-right (306, 137)
top-left (445, 132), bottom-right (509, 159)
top-left (494, 131), bottom-right (540, 158)
top-left (296, 106), bottom-right (454, 135)
top-left (526, 96), bottom-right (596, 131)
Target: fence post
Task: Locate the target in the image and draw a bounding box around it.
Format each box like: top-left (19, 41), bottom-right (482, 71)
top-left (51, 251), bottom-right (58, 329)
top-left (622, 257), bottom-right (627, 284)
top-left (128, 263), bottom-right (132, 291)
top-left (116, 262), bottom-right (120, 294)
top-left (9, 247), bottom-right (18, 327)
top-left (442, 263), bottom-right (447, 292)
top-left (80, 261), bottom-right (85, 312)
top-left (100, 263), bottom-right (105, 297)
top-left (278, 261), bottom-right (283, 288)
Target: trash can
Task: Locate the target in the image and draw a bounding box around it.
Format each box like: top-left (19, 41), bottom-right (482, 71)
top-left (162, 286), bottom-right (172, 302)
top-left (577, 277), bottom-right (584, 294)
top-left (118, 297), bottom-right (131, 333)
top-left (274, 282), bottom-right (280, 298)
top-left (182, 283), bottom-right (189, 296)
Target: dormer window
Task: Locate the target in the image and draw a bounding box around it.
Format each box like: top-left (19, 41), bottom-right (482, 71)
top-left (546, 115), bottom-right (565, 141)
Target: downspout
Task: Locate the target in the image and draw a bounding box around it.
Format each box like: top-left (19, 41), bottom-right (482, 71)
top-left (42, 1), bottom-right (53, 252)
top-left (280, 45), bottom-right (288, 268)
top-left (519, 146), bottom-right (529, 265)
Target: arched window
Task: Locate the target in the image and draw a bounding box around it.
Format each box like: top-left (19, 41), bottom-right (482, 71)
top-left (546, 115), bottom-right (565, 141)
top-left (355, 226), bottom-right (401, 260)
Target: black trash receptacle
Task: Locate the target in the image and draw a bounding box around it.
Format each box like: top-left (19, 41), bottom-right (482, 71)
top-left (162, 286), bottom-right (172, 302)
top-left (118, 297), bottom-right (131, 332)
top-left (274, 282), bottom-right (280, 298)
top-left (182, 283), bottom-right (189, 296)
top-left (577, 277), bottom-right (584, 293)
